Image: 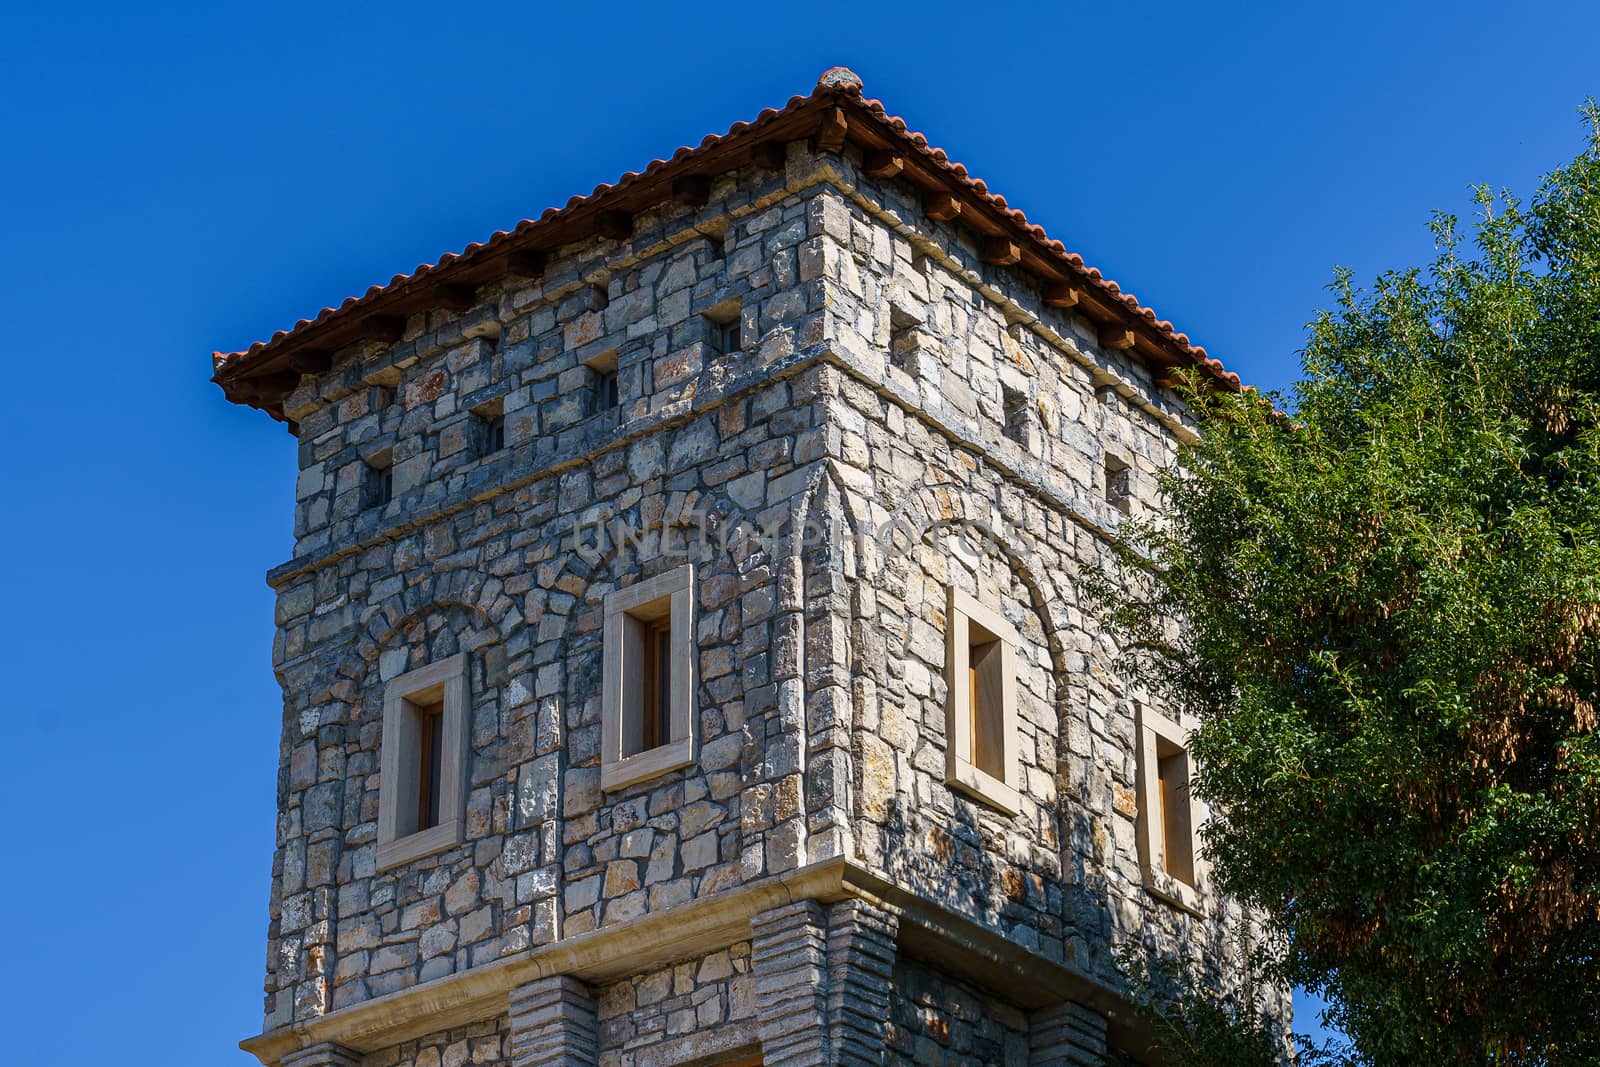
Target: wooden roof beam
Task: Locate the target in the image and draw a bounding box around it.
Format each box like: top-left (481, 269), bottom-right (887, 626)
top-left (1043, 281), bottom-right (1082, 308)
top-left (925, 192), bottom-right (962, 222)
top-left (863, 150), bottom-right (904, 178)
top-left (596, 211), bottom-right (632, 241)
top-left (359, 316), bottom-right (406, 343)
top-left (435, 284), bottom-right (476, 312)
top-left (231, 372), bottom-right (301, 401)
top-left (751, 141), bottom-right (787, 170)
top-left (816, 107), bottom-right (849, 152)
top-left (1098, 324), bottom-right (1136, 351)
top-left (288, 348), bottom-right (334, 374)
top-left (982, 237), bottom-right (1021, 266)
top-left (503, 250), bottom-right (547, 280)
top-left (672, 175), bottom-right (711, 207)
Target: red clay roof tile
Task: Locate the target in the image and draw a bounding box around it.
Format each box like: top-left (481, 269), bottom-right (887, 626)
top-left (214, 67), bottom-right (1239, 419)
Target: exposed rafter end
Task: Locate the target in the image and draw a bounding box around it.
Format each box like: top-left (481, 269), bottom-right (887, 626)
top-left (982, 237), bottom-right (1021, 266)
top-left (1043, 281), bottom-right (1081, 308)
top-left (228, 371), bottom-right (300, 405)
top-left (816, 107), bottom-right (849, 152)
top-left (1098, 324), bottom-right (1136, 351)
top-left (596, 210), bottom-right (632, 241)
top-left (925, 192), bottom-right (962, 222)
top-left (359, 316), bottom-right (406, 343)
top-left (288, 348), bottom-right (333, 374)
top-left (751, 141), bottom-right (788, 170)
top-left (672, 175), bottom-right (711, 207)
top-left (504, 250), bottom-right (547, 280)
top-left (435, 284), bottom-right (477, 312)
top-left (863, 150), bottom-right (904, 178)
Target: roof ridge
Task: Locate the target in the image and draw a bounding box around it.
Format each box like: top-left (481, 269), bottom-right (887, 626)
top-left (214, 67), bottom-right (1238, 423)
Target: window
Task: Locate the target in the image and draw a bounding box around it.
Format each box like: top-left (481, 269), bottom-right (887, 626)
top-left (602, 564), bottom-right (696, 791)
top-left (1104, 454), bottom-right (1131, 514)
top-left (482, 412), bottom-right (506, 455)
top-left (1135, 703), bottom-right (1205, 911)
top-left (702, 316), bottom-right (740, 358)
top-left (365, 456), bottom-right (393, 510)
top-left (704, 307), bottom-right (743, 357)
top-left (704, 230), bottom-right (727, 264)
top-left (889, 306), bottom-right (921, 371)
top-left (415, 696), bottom-right (445, 829)
top-left (636, 615), bottom-right (672, 754)
top-left (587, 352), bottom-right (619, 414)
top-left (944, 587), bottom-right (1021, 814)
top-left (377, 653), bottom-right (470, 870)
top-left (1002, 385), bottom-right (1030, 445)
top-left (595, 370), bottom-right (619, 411)
top-left (1157, 737), bottom-right (1195, 885)
top-left (472, 399), bottom-right (506, 457)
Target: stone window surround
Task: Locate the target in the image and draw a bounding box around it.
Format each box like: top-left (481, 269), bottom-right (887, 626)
top-left (601, 563), bottom-right (697, 792)
top-left (376, 652), bottom-right (471, 871)
top-left (943, 586), bottom-right (1022, 815)
top-left (1135, 702), bottom-right (1208, 915)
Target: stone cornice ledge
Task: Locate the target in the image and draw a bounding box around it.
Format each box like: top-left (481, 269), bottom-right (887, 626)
top-left (240, 858), bottom-right (1123, 1065)
top-left (264, 339), bottom-right (834, 591)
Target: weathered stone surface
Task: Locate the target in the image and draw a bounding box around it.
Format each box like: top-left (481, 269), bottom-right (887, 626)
top-left (508, 975), bottom-right (597, 1067)
top-left (751, 901), bottom-right (831, 1066)
top-left (363, 1018), bottom-right (510, 1067)
top-left (1028, 1000), bottom-right (1109, 1067)
top-left (242, 122), bottom-right (1284, 1062)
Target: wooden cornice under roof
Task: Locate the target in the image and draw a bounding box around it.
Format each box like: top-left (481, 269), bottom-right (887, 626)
top-left (212, 67), bottom-right (1241, 426)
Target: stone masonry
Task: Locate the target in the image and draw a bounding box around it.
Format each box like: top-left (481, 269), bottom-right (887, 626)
top-left (218, 68), bottom-right (1288, 1067)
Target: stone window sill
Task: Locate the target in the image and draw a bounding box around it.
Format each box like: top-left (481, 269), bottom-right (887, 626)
top-left (946, 758), bottom-right (1021, 816)
top-left (377, 820), bottom-right (464, 872)
top-left (601, 737), bottom-right (695, 793)
top-left (1143, 869), bottom-right (1206, 918)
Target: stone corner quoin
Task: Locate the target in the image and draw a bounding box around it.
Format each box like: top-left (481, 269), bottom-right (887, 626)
top-left (218, 69), bottom-right (1287, 1067)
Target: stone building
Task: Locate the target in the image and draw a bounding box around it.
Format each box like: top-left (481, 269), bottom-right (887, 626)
top-left (214, 68), bottom-right (1285, 1067)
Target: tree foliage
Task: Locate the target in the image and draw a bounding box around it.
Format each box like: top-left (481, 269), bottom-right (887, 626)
top-left (1113, 944), bottom-right (1349, 1067)
top-left (1096, 109), bottom-right (1600, 1064)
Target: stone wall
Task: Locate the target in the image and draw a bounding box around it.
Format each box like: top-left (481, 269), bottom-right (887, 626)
top-left (887, 956), bottom-right (1030, 1067)
top-left (262, 153), bottom-right (837, 1027)
top-left (800, 154), bottom-right (1266, 994)
top-left (363, 1017), bottom-right (511, 1067)
top-left (597, 941), bottom-right (758, 1066)
top-left (252, 136), bottom-right (1285, 1052)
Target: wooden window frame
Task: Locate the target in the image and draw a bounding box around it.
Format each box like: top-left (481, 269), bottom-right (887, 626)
top-left (377, 652), bottom-right (471, 871)
top-left (944, 587), bottom-right (1021, 815)
top-left (1135, 703), bottom-right (1207, 914)
top-left (602, 564), bottom-right (697, 792)
top-left (416, 699), bottom-right (445, 832)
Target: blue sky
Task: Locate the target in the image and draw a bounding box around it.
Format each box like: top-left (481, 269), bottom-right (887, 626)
top-left (1, 2), bottom-right (1594, 1062)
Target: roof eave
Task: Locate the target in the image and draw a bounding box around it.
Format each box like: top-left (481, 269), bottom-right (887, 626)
top-left (212, 69), bottom-right (1238, 425)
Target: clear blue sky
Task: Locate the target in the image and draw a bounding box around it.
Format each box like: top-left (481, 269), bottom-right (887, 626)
top-left (1, 2), bottom-right (1594, 1062)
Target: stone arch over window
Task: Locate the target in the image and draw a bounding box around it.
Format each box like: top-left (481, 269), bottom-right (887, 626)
top-left (846, 474), bottom-right (1083, 940)
top-left (529, 486), bottom-right (781, 937)
top-left (272, 587), bottom-right (538, 1017)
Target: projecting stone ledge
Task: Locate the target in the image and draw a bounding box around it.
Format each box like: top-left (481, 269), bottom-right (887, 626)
top-left (240, 858), bottom-right (1119, 1067)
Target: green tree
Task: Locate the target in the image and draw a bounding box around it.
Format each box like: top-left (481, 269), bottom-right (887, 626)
top-left (1095, 109), bottom-right (1600, 1064)
top-left (1112, 944), bottom-right (1348, 1067)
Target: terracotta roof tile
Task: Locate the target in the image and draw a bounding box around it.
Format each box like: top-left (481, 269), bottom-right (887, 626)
top-left (214, 67), bottom-right (1239, 417)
